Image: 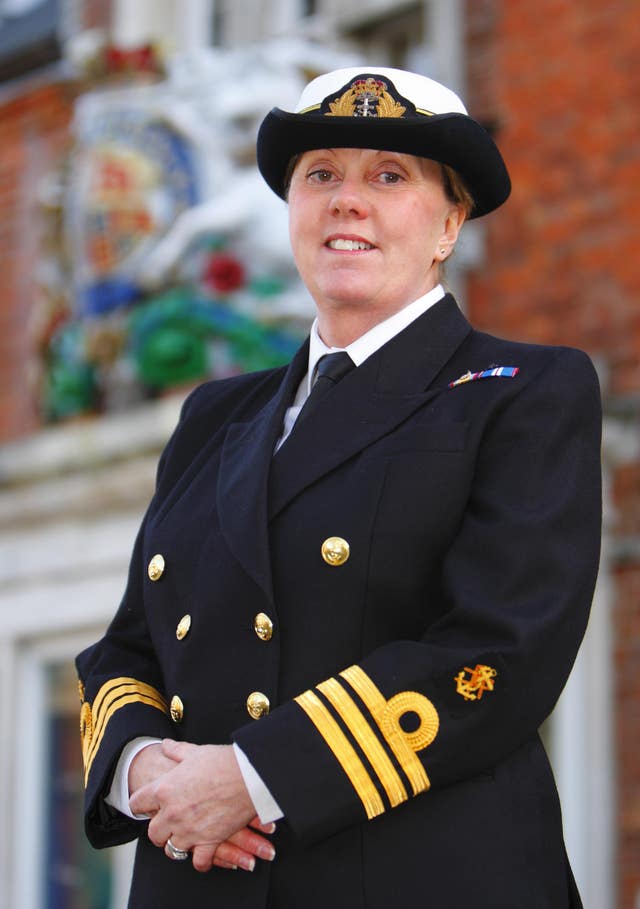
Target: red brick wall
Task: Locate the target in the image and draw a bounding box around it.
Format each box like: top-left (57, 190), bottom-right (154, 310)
top-left (0, 77), bottom-right (76, 439)
top-left (466, 2), bottom-right (640, 907)
top-left (467, 0), bottom-right (639, 392)
top-left (82, 0), bottom-right (111, 30)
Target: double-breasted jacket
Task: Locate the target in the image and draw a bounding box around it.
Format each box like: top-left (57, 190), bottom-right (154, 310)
top-left (77, 295), bottom-right (602, 908)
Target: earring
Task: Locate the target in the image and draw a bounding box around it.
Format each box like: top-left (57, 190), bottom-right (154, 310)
top-left (440, 248), bottom-right (447, 255)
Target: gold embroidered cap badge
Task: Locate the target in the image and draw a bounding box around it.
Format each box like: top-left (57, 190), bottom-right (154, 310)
top-left (326, 77), bottom-right (407, 119)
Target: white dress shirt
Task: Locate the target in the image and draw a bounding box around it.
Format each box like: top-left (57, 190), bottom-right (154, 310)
top-left (106, 284), bottom-right (446, 823)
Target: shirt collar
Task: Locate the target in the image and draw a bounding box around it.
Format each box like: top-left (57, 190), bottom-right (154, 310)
top-left (307, 284), bottom-right (446, 394)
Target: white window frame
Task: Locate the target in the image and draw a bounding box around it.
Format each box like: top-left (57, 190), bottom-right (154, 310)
top-left (6, 629), bottom-right (136, 909)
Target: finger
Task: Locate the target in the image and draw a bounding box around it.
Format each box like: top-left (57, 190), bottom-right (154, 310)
top-left (191, 843), bottom-right (219, 873)
top-left (129, 783), bottom-right (159, 818)
top-left (129, 796), bottom-right (158, 819)
top-left (215, 839), bottom-right (259, 872)
top-left (249, 816), bottom-right (277, 835)
top-left (147, 813), bottom-right (172, 849)
top-left (161, 738), bottom-right (189, 761)
top-left (164, 838), bottom-right (190, 862)
top-left (227, 827), bottom-right (275, 863)
top-left (212, 857), bottom-right (238, 870)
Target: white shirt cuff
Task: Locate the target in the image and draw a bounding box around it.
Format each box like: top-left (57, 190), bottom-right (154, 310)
top-left (233, 742), bottom-right (284, 824)
top-left (105, 736), bottom-right (161, 819)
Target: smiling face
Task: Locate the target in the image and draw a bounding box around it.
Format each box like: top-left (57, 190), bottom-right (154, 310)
top-left (288, 148), bottom-right (466, 344)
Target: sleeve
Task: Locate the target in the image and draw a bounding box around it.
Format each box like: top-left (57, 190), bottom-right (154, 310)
top-left (76, 519), bottom-right (176, 847)
top-left (76, 387), bottom-right (206, 848)
top-left (233, 348), bottom-right (602, 844)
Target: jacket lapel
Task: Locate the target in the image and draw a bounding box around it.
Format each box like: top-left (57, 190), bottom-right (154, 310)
top-left (268, 295), bottom-right (471, 520)
top-left (217, 295), bottom-right (471, 597)
top-left (216, 340), bottom-right (309, 605)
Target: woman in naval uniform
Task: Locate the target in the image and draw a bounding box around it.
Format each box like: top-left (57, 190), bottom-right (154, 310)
top-left (77, 66), bottom-right (601, 908)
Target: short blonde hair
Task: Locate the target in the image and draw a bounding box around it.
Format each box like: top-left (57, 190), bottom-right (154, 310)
top-left (441, 164), bottom-right (474, 218)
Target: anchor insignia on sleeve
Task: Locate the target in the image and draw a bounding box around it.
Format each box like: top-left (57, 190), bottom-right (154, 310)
top-left (454, 664), bottom-right (497, 701)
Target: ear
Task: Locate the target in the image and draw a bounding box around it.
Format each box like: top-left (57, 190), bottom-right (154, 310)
top-left (436, 205), bottom-right (466, 261)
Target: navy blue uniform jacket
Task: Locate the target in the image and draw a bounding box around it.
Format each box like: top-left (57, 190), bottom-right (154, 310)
top-left (77, 295), bottom-right (602, 908)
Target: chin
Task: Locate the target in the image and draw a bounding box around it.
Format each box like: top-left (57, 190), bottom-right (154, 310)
top-left (322, 294), bottom-right (379, 313)
top-left (317, 280), bottom-right (383, 309)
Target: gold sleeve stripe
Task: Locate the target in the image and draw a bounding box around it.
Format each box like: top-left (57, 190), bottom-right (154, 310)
top-left (87, 679), bottom-right (167, 756)
top-left (91, 677), bottom-right (167, 726)
top-left (84, 692), bottom-right (167, 784)
top-left (84, 694), bottom-right (168, 786)
top-left (340, 666), bottom-right (437, 796)
top-left (317, 678), bottom-right (408, 808)
top-left (87, 682), bottom-right (167, 765)
top-left (295, 690), bottom-right (385, 820)
top-left (85, 684), bottom-right (167, 771)
top-left (88, 681), bottom-right (167, 759)
top-left (82, 678), bottom-right (168, 784)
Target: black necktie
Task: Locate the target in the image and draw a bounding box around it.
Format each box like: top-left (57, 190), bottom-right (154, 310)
top-left (296, 351), bottom-right (355, 426)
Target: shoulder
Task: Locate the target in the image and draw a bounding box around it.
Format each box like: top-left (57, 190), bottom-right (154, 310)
top-left (462, 329), bottom-right (600, 396)
top-left (180, 366), bottom-right (288, 423)
top-left (470, 328), bottom-right (595, 369)
top-left (154, 366), bottom-right (288, 489)
top-left (445, 329), bottom-right (601, 447)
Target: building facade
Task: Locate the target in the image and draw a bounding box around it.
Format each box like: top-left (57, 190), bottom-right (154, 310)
top-left (0, 1), bottom-right (637, 907)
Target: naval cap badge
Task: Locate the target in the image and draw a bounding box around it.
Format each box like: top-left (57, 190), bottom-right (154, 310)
top-left (313, 74), bottom-right (424, 120)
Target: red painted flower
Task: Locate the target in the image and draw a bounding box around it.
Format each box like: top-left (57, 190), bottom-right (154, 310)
top-left (104, 44), bottom-right (159, 73)
top-left (203, 253), bottom-right (246, 294)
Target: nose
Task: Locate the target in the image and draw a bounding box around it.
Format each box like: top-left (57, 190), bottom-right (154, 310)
top-left (329, 178), bottom-right (369, 218)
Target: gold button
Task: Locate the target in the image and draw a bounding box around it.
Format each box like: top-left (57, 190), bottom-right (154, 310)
top-left (253, 612), bottom-right (273, 642)
top-left (148, 554), bottom-right (165, 581)
top-left (170, 695), bottom-right (184, 723)
top-left (321, 536), bottom-right (350, 566)
top-left (246, 691), bottom-right (270, 719)
top-left (176, 614), bottom-right (191, 640)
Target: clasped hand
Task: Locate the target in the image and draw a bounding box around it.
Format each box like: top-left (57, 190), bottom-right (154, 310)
top-left (128, 739), bottom-right (276, 873)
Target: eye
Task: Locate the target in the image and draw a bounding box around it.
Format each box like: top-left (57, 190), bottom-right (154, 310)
top-left (377, 171), bottom-right (404, 185)
top-left (307, 169), bottom-right (336, 184)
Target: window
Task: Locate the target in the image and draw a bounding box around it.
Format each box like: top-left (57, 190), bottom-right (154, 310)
top-left (0, 0), bottom-right (60, 81)
top-left (44, 661), bottom-right (114, 909)
top-left (10, 634), bottom-right (135, 909)
top-left (339, 4), bottom-right (425, 70)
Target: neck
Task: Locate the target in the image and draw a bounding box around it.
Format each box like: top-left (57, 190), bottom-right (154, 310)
top-left (316, 295), bottom-right (441, 349)
top-left (316, 309), bottom-right (388, 348)
top-left (314, 278), bottom-right (443, 349)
